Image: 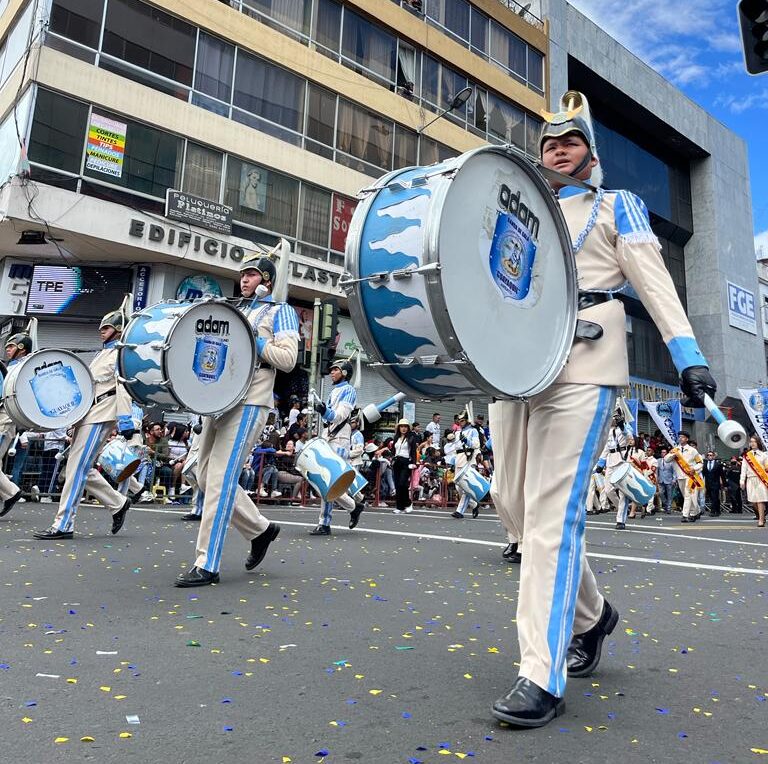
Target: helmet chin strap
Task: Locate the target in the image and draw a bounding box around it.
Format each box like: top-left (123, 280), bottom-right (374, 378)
top-left (569, 149), bottom-right (593, 179)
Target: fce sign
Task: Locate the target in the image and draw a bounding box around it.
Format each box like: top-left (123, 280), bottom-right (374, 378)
top-left (727, 281), bottom-right (757, 335)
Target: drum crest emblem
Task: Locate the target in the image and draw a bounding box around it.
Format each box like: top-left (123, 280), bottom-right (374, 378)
top-left (193, 336), bottom-right (228, 384)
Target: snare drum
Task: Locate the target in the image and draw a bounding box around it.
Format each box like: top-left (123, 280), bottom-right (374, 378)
top-left (98, 437), bottom-right (142, 483)
top-left (295, 437), bottom-right (355, 502)
top-left (118, 299), bottom-right (255, 415)
top-left (453, 463), bottom-right (491, 504)
top-left (2, 350), bottom-right (94, 431)
top-left (609, 463), bottom-right (656, 505)
top-left (345, 146), bottom-right (577, 399)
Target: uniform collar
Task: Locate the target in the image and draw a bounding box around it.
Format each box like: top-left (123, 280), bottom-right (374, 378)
top-left (103, 340), bottom-right (118, 349)
top-left (334, 380), bottom-right (350, 388)
top-left (558, 185), bottom-right (591, 199)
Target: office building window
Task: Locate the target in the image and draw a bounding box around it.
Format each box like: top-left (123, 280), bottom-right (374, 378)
top-left (394, 126), bottom-right (418, 169)
top-left (470, 6), bottom-right (488, 55)
top-left (487, 93), bottom-right (525, 149)
top-left (341, 8), bottom-right (397, 85)
top-left (527, 47), bottom-right (543, 91)
top-left (49, 0), bottom-right (105, 49)
top-left (299, 184), bottom-right (331, 248)
top-left (195, 32), bottom-right (234, 103)
top-left (427, 0), bottom-right (470, 43)
top-left (183, 143), bottom-right (223, 200)
top-left (336, 100), bottom-right (393, 173)
top-left (314, 0), bottom-right (342, 54)
top-left (489, 21), bottom-right (526, 80)
top-left (242, 0), bottom-right (312, 39)
top-left (306, 82), bottom-right (336, 155)
top-left (28, 89), bottom-right (89, 174)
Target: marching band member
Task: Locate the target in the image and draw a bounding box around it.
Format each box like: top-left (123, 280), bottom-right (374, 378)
top-left (662, 430), bottom-right (703, 523)
top-left (180, 419), bottom-right (204, 522)
top-left (451, 409), bottom-right (481, 519)
top-left (176, 251), bottom-right (299, 587)
top-left (0, 332), bottom-right (31, 517)
top-left (597, 408), bottom-right (631, 529)
top-left (490, 90), bottom-right (716, 728)
top-left (489, 401), bottom-right (522, 561)
top-left (33, 311), bottom-right (134, 539)
top-left (624, 436), bottom-right (646, 520)
top-left (117, 402), bottom-right (146, 499)
top-left (309, 360), bottom-right (367, 534)
top-left (349, 414), bottom-right (365, 471)
top-left (639, 446), bottom-right (658, 516)
top-left (740, 435), bottom-right (768, 527)
top-left (584, 465), bottom-right (604, 516)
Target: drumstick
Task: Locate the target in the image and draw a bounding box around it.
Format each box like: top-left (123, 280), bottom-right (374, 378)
top-left (7, 433), bottom-right (19, 457)
top-left (702, 394), bottom-right (747, 450)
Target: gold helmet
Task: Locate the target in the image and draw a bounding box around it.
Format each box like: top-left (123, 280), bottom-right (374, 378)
top-left (99, 310), bottom-right (124, 333)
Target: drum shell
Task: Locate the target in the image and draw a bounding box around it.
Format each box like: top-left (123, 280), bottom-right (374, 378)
top-left (609, 462), bottom-right (656, 505)
top-left (98, 438), bottom-right (142, 483)
top-left (453, 463), bottom-right (491, 503)
top-left (181, 450), bottom-right (198, 488)
top-left (295, 437), bottom-right (355, 502)
top-left (345, 146), bottom-right (577, 400)
top-left (348, 470), bottom-right (368, 498)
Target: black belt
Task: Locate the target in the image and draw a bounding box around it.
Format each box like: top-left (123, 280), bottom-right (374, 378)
top-left (95, 390), bottom-right (116, 404)
top-left (578, 291), bottom-right (614, 311)
top-left (609, 448), bottom-right (619, 453)
top-left (258, 362), bottom-right (273, 371)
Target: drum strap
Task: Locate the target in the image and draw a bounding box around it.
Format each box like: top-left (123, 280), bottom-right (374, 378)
top-left (95, 390), bottom-right (116, 404)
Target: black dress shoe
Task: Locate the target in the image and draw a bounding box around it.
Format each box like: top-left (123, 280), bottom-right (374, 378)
top-left (32, 526), bottom-right (74, 540)
top-left (181, 512), bottom-right (202, 521)
top-left (680, 516), bottom-right (689, 523)
top-left (245, 522), bottom-right (280, 570)
top-left (349, 501), bottom-right (365, 529)
top-left (492, 677), bottom-right (565, 728)
top-left (111, 498), bottom-right (131, 535)
top-left (472, 503), bottom-right (479, 518)
top-left (615, 522), bottom-right (625, 530)
top-left (451, 511), bottom-right (463, 519)
top-left (566, 599), bottom-right (619, 678)
top-left (309, 524), bottom-right (331, 536)
top-left (502, 542), bottom-right (522, 564)
top-left (175, 566), bottom-right (220, 587)
top-left (0, 490), bottom-right (23, 517)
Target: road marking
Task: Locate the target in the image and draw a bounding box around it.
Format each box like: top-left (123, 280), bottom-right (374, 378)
top-left (132, 508), bottom-right (768, 577)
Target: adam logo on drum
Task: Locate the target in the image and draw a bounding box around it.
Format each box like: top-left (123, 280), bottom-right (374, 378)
top-left (194, 315), bottom-right (230, 336)
top-left (498, 184), bottom-right (540, 240)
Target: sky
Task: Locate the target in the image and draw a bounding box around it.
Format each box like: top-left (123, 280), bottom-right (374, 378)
top-left (567, 0), bottom-right (767, 258)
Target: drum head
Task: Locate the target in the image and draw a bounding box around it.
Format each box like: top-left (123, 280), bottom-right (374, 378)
top-left (6, 350), bottom-right (93, 429)
top-left (431, 148), bottom-right (576, 398)
top-left (609, 462), bottom-right (630, 485)
top-left (164, 302), bottom-right (255, 414)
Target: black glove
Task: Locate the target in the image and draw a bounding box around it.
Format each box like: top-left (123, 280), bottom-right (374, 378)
top-left (192, 423), bottom-right (203, 435)
top-left (313, 401), bottom-right (327, 416)
top-left (120, 428), bottom-right (136, 440)
top-left (680, 365), bottom-right (716, 408)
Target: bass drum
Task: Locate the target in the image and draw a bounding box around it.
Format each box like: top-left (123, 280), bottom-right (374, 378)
top-left (345, 145), bottom-right (577, 399)
top-left (2, 349), bottom-right (94, 430)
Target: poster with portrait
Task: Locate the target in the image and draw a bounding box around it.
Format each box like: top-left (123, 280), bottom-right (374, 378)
top-left (238, 163), bottom-right (267, 212)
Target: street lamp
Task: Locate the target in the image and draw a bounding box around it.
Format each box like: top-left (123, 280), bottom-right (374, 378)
top-left (418, 86), bottom-right (473, 134)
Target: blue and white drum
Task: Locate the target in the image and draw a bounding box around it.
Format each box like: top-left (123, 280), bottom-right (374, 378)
top-left (2, 349), bottom-right (94, 431)
top-left (609, 463), bottom-right (656, 505)
top-left (295, 437), bottom-right (355, 502)
top-left (348, 470), bottom-right (368, 499)
top-left (453, 463), bottom-right (491, 503)
top-left (345, 146), bottom-right (577, 399)
top-left (98, 437), bottom-right (142, 483)
top-left (118, 299), bottom-right (255, 415)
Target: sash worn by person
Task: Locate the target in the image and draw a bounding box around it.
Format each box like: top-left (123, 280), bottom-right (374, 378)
top-left (490, 90), bottom-right (716, 728)
top-left (663, 432), bottom-right (703, 522)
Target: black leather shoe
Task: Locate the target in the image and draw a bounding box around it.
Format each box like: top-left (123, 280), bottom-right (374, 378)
top-left (309, 524), bottom-right (331, 536)
top-left (680, 516), bottom-right (689, 523)
top-left (566, 599), bottom-right (619, 678)
top-left (502, 542), bottom-right (521, 564)
top-left (451, 511), bottom-right (463, 519)
top-left (175, 566), bottom-right (220, 587)
top-left (245, 522), bottom-right (280, 570)
top-left (33, 526), bottom-right (73, 540)
top-left (472, 504), bottom-right (479, 518)
top-left (181, 512), bottom-right (202, 521)
top-left (690, 513), bottom-right (700, 522)
top-left (349, 501), bottom-right (365, 529)
top-left (615, 522), bottom-right (625, 530)
top-left (492, 677), bottom-right (565, 728)
top-left (111, 499), bottom-right (131, 535)
top-left (0, 490), bottom-right (23, 517)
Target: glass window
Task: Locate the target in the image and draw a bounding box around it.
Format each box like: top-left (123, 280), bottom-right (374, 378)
top-left (183, 143), bottom-right (223, 200)
top-left (306, 82), bottom-right (336, 147)
top-left (470, 7), bottom-right (488, 55)
top-left (469, 87), bottom-right (487, 134)
top-left (49, 0), bottom-right (105, 49)
top-left (336, 99), bottom-right (393, 172)
top-left (0, 87), bottom-right (31, 182)
top-left (394, 125), bottom-right (418, 169)
top-left (419, 135), bottom-right (439, 165)
top-left (440, 66), bottom-right (468, 122)
top-left (341, 8), bottom-right (396, 84)
top-left (0, 2), bottom-right (34, 85)
top-left (428, 0), bottom-right (469, 42)
top-left (527, 48), bottom-right (543, 91)
top-left (195, 32), bottom-right (234, 103)
top-left (421, 55), bottom-right (440, 109)
top-left (242, 0), bottom-right (312, 38)
top-left (299, 184), bottom-right (331, 247)
top-left (526, 114), bottom-right (542, 156)
top-left (489, 22), bottom-right (526, 79)
top-left (83, 112), bottom-right (183, 198)
top-left (102, 0), bottom-right (195, 85)
top-left (28, 89), bottom-right (89, 174)
top-left (233, 50), bottom-right (305, 132)
top-left (487, 94), bottom-right (525, 149)
top-left (396, 42), bottom-right (418, 99)
top-left (314, 0), bottom-right (341, 54)
top-left (224, 157), bottom-right (299, 235)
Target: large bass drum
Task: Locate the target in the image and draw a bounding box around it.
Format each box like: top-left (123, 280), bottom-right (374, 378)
top-left (344, 146), bottom-right (577, 399)
top-left (118, 299), bottom-right (255, 415)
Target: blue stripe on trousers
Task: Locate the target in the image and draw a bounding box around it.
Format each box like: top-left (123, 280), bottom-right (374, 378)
top-left (56, 424), bottom-right (106, 532)
top-left (194, 489), bottom-right (204, 517)
top-left (204, 405), bottom-right (261, 572)
top-left (318, 443), bottom-right (350, 527)
top-left (546, 386), bottom-right (615, 697)
top-left (456, 492), bottom-right (471, 516)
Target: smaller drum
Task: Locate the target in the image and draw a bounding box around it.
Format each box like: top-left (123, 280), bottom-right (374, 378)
top-left (296, 437), bottom-right (355, 502)
top-left (454, 464), bottom-right (491, 503)
top-left (348, 470), bottom-right (368, 499)
top-left (181, 449), bottom-right (199, 489)
top-left (119, 299), bottom-right (256, 416)
top-left (98, 437), bottom-right (142, 483)
top-left (609, 463), bottom-right (656, 505)
top-left (2, 350), bottom-right (94, 431)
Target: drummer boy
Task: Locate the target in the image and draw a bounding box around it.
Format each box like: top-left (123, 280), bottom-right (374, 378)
top-left (33, 310), bottom-right (134, 539)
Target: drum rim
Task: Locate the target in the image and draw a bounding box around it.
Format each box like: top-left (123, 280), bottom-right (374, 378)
top-left (422, 145), bottom-right (578, 399)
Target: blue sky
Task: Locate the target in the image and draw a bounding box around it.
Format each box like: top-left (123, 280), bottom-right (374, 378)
top-left (568, 0), bottom-right (767, 257)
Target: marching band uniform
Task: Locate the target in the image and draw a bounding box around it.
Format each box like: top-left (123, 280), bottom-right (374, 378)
top-left (740, 448), bottom-right (768, 504)
top-left (180, 423), bottom-right (204, 521)
top-left (597, 422), bottom-right (630, 524)
top-left (310, 361), bottom-right (366, 534)
top-left (489, 401), bottom-right (521, 562)
top-left (177, 253), bottom-right (299, 586)
top-left (663, 440), bottom-right (703, 521)
top-left (0, 333), bottom-right (30, 517)
top-left (118, 402), bottom-right (145, 497)
top-left (491, 91), bottom-right (715, 728)
top-left (33, 313), bottom-right (134, 539)
top-left (452, 413), bottom-right (481, 519)
top-left (584, 469), bottom-right (604, 515)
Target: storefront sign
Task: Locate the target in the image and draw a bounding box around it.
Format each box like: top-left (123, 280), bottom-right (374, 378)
top-left (625, 376), bottom-right (697, 421)
top-left (133, 265), bottom-right (151, 311)
top-left (0, 260), bottom-right (33, 317)
top-left (727, 280), bottom-right (757, 335)
top-left (290, 260), bottom-right (342, 288)
top-left (165, 190), bottom-right (233, 235)
top-left (331, 194), bottom-right (356, 253)
top-left (336, 316), bottom-right (368, 362)
top-left (176, 274), bottom-right (223, 300)
top-left (128, 219), bottom-right (248, 263)
top-left (86, 114), bottom-right (127, 178)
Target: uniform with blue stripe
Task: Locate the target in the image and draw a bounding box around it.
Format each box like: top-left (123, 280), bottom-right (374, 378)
top-left (0, 338), bottom-right (28, 517)
top-left (453, 421), bottom-right (481, 517)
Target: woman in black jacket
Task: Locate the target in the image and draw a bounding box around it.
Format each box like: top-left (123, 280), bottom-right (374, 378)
top-left (392, 419), bottom-right (418, 514)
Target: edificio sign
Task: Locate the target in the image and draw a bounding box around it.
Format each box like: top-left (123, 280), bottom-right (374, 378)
top-left (165, 190), bottom-right (233, 235)
top-left (128, 219), bottom-right (248, 263)
top-left (727, 280), bottom-right (757, 335)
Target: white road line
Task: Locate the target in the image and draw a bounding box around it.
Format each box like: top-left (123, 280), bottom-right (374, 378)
top-left (133, 508), bottom-right (768, 576)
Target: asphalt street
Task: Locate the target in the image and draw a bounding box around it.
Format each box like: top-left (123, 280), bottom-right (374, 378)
top-left (1, 501), bottom-right (767, 764)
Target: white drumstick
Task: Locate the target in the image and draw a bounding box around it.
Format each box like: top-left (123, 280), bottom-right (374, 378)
top-left (7, 433), bottom-right (19, 457)
top-left (703, 394), bottom-right (747, 450)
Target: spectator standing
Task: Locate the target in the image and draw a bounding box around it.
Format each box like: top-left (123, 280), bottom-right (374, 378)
top-left (725, 456), bottom-right (743, 513)
top-left (656, 447), bottom-right (676, 514)
top-left (702, 450), bottom-right (725, 516)
top-left (425, 413), bottom-right (442, 448)
top-left (392, 419), bottom-right (418, 514)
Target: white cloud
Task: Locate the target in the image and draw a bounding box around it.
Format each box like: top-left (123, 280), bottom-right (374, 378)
top-left (757, 230), bottom-right (768, 261)
top-left (715, 87), bottom-right (768, 113)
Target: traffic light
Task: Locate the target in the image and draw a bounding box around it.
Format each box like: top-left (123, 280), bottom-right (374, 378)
top-left (739, 0), bottom-right (768, 74)
top-left (318, 298), bottom-right (338, 344)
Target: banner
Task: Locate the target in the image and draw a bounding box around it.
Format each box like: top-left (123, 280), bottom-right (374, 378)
top-left (644, 399), bottom-right (682, 447)
top-left (738, 387), bottom-right (768, 445)
top-left (86, 114), bottom-right (126, 178)
top-left (625, 398), bottom-right (639, 436)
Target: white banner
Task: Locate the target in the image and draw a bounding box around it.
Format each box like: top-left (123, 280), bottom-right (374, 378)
top-left (738, 388), bottom-right (768, 445)
top-left (644, 399), bottom-right (682, 447)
